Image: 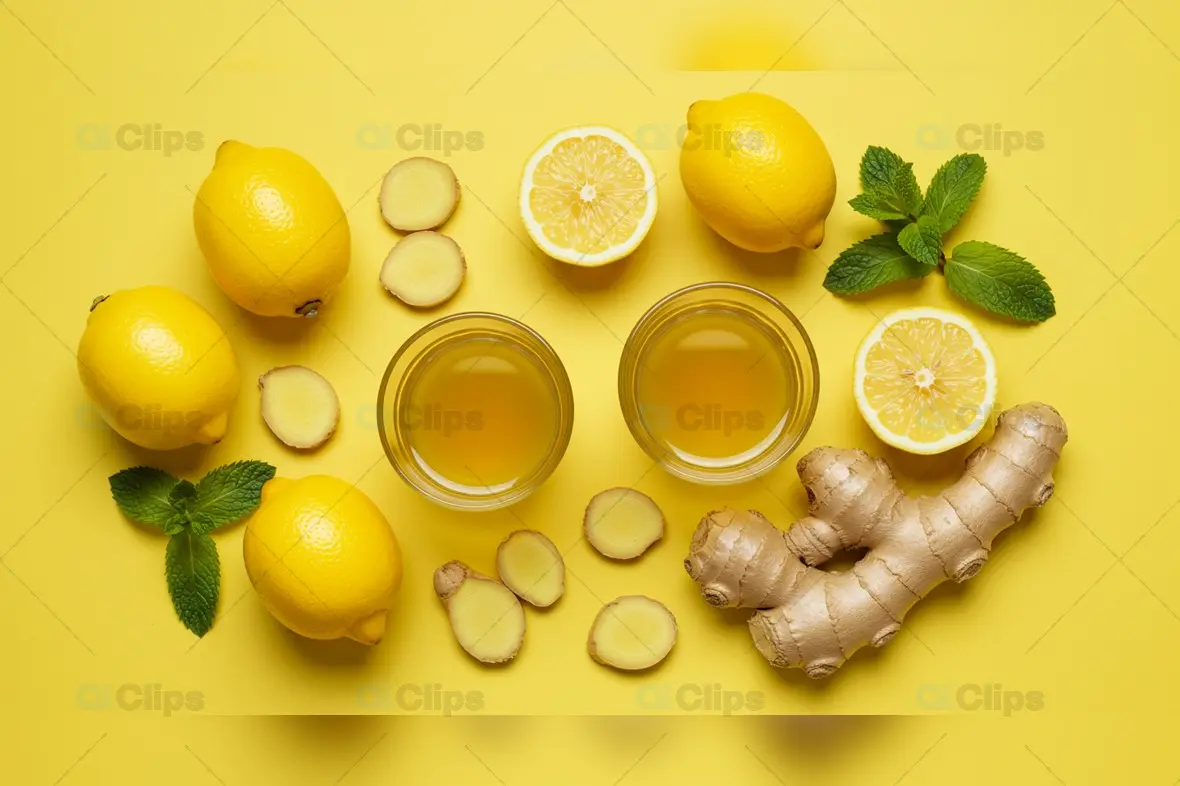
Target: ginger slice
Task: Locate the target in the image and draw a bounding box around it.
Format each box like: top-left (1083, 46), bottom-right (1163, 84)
top-left (379, 157), bottom-right (460, 231)
top-left (496, 530), bottom-right (564, 608)
top-left (379, 231), bottom-right (466, 307)
top-left (258, 366), bottom-right (340, 449)
top-left (588, 595), bottom-right (677, 671)
top-left (583, 488), bottom-right (665, 560)
top-left (434, 561), bottom-right (525, 664)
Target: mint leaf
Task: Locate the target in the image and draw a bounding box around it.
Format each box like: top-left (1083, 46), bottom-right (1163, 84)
top-left (849, 193), bottom-right (910, 222)
top-left (169, 480), bottom-right (197, 509)
top-left (109, 467), bottom-right (180, 530)
top-left (945, 241), bottom-right (1056, 322)
top-left (165, 529), bottom-right (220, 637)
top-left (163, 481), bottom-right (196, 534)
top-left (921, 153), bottom-right (987, 233)
top-left (190, 461), bottom-right (276, 535)
top-left (897, 216), bottom-right (943, 267)
top-left (853, 146), bottom-right (922, 220)
top-left (824, 233), bottom-right (933, 295)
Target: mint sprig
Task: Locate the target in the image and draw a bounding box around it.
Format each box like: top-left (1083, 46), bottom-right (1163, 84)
top-left (826, 146), bottom-right (1055, 323)
top-left (109, 460), bottom-right (276, 637)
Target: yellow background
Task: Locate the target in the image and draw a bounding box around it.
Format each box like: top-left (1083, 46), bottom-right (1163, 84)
top-left (3, 0), bottom-right (1179, 782)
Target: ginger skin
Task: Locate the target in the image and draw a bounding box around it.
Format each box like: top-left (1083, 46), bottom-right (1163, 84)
top-left (684, 403), bottom-right (1068, 678)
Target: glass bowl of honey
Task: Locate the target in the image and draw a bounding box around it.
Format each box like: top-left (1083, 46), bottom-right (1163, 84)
top-left (378, 313), bottom-right (574, 510)
top-left (618, 282), bottom-right (819, 484)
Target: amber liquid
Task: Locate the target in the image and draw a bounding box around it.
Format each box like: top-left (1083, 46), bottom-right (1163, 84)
top-left (635, 309), bottom-right (794, 468)
top-left (401, 337), bottom-right (559, 495)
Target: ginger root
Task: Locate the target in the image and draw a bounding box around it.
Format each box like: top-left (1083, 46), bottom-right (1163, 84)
top-left (684, 402), bottom-right (1068, 678)
top-left (588, 595), bottom-right (677, 671)
top-left (380, 231), bottom-right (466, 307)
top-left (496, 529), bottom-right (564, 607)
top-left (584, 488), bottom-right (664, 560)
top-left (379, 157), bottom-right (459, 231)
top-left (434, 561), bottom-right (526, 664)
top-left (259, 366), bottom-right (340, 449)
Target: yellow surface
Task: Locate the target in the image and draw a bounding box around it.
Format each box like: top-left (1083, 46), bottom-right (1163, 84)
top-left (3, 0), bottom-right (1179, 783)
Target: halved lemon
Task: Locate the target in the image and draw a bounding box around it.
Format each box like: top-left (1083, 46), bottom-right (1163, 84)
top-left (854, 307), bottom-right (997, 455)
top-left (520, 126), bottom-right (658, 266)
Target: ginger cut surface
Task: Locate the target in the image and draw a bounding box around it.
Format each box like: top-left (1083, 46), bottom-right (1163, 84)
top-left (434, 561), bottom-right (525, 664)
top-left (587, 595), bottom-right (677, 671)
top-left (496, 530), bottom-right (564, 607)
top-left (379, 157), bottom-right (459, 231)
top-left (584, 488), bottom-right (664, 560)
top-left (380, 231), bottom-right (465, 308)
top-left (258, 366), bottom-right (340, 449)
top-left (684, 402), bottom-right (1068, 678)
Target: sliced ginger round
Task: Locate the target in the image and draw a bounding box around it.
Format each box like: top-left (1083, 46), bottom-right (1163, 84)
top-left (259, 366), bottom-right (340, 449)
top-left (434, 561), bottom-right (525, 664)
top-left (588, 595), bottom-right (677, 671)
top-left (854, 307), bottom-right (997, 455)
top-left (519, 126), bottom-right (657, 266)
top-left (584, 488), bottom-right (664, 560)
top-left (380, 157), bottom-right (459, 231)
top-left (380, 231), bottom-right (466, 307)
top-left (496, 530), bottom-right (564, 607)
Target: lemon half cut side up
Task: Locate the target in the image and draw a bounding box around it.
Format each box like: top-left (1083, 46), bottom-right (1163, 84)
top-left (854, 307), bottom-right (998, 455)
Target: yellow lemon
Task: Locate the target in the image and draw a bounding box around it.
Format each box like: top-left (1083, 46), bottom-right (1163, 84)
top-left (77, 286), bottom-right (240, 451)
top-left (244, 475), bottom-right (402, 644)
top-left (194, 141), bottom-right (350, 317)
top-left (520, 126), bottom-right (658, 266)
top-left (854, 308), bottom-right (998, 455)
top-left (680, 93), bottom-right (836, 253)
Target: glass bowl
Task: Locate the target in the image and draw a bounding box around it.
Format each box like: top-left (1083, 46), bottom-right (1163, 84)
top-left (617, 282), bottom-right (819, 484)
top-left (377, 312), bottom-right (574, 511)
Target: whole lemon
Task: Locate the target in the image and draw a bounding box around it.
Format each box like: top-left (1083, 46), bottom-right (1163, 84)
top-left (680, 93), bottom-right (836, 253)
top-left (194, 141), bottom-right (350, 317)
top-left (77, 286), bottom-right (240, 450)
top-left (244, 476), bottom-right (402, 644)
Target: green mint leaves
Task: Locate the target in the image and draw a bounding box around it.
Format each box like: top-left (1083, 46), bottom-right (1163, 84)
top-left (824, 233), bottom-right (929, 295)
top-left (110, 467), bottom-right (185, 532)
top-left (166, 530), bottom-right (221, 639)
top-left (921, 153), bottom-right (987, 233)
top-left (190, 461), bottom-right (277, 535)
top-left (897, 215), bottom-right (943, 267)
top-left (829, 146), bottom-right (1055, 323)
top-left (849, 146), bottom-right (923, 221)
top-left (945, 241), bottom-right (1057, 323)
top-left (109, 460), bottom-right (276, 637)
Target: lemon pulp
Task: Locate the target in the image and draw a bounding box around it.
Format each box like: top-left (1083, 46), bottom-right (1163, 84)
top-left (857, 309), bottom-right (995, 452)
top-left (521, 127), bottom-right (656, 265)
